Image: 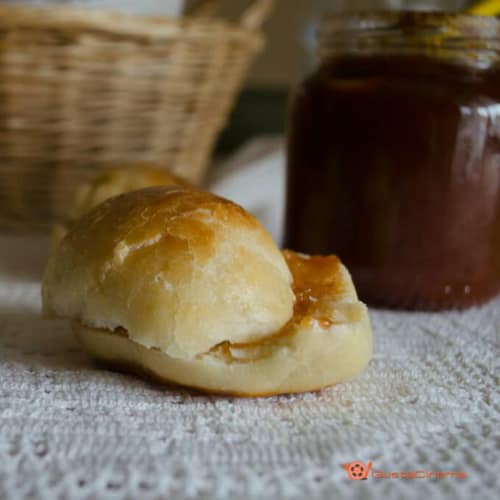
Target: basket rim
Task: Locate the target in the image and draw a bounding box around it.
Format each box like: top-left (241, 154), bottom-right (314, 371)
top-left (0, 4), bottom-right (264, 46)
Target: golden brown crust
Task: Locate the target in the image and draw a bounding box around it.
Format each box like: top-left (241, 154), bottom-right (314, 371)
top-left (52, 165), bottom-right (188, 249)
top-left (43, 186), bottom-right (295, 359)
top-left (69, 165), bottom-right (188, 221)
top-left (43, 186), bottom-right (372, 396)
top-left (72, 249), bottom-right (372, 396)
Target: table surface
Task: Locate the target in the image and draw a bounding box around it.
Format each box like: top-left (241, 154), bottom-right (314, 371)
top-left (0, 234), bottom-right (499, 500)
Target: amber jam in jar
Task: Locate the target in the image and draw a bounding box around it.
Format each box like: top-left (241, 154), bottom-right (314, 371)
top-left (285, 12), bottom-right (500, 310)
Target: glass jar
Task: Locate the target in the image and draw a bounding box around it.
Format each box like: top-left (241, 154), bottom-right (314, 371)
top-left (285, 12), bottom-right (500, 310)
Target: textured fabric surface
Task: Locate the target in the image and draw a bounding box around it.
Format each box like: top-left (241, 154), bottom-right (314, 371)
top-left (0, 234), bottom-right (499, 500)
top-left (0, 1), bottom-right (184, 16)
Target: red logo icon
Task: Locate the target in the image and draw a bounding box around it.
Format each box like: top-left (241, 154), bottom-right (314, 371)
top-left (343, 461), bottom-right (467, 481)
top-left (343, 461), bottom-right (373, 480)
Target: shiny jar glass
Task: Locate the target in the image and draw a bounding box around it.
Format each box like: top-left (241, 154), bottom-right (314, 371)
top-left (285, 11), bottom-right (500, 310)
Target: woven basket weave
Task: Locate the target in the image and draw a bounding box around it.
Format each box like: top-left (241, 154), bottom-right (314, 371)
top-left (0, 0), bottom-right (272, 231)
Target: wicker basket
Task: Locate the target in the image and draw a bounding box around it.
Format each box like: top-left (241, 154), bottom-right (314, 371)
top-left (0, 0), bottom-right (272, 231)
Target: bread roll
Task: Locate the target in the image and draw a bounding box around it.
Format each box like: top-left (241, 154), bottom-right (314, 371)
top-left (52, 164), bottom-right (187, 247)
top-left (43, 186), bottom-right (372, 396)
top-left (69, 165), bottom-right (187, 221)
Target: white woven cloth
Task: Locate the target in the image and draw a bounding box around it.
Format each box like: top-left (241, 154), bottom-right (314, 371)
top-left (1, 1), bottom-right (185, 16)
top-left (1, 144), bottom-right (499, 499)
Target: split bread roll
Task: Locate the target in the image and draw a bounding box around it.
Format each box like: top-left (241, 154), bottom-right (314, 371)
top-left (43, 187), bottom-right (373, 396)
top-left (52, 164), bottom-right (187, 247)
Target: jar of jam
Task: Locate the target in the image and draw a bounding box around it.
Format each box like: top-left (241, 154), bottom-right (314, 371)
top-left (285, 11), bottom-right (500, 310)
